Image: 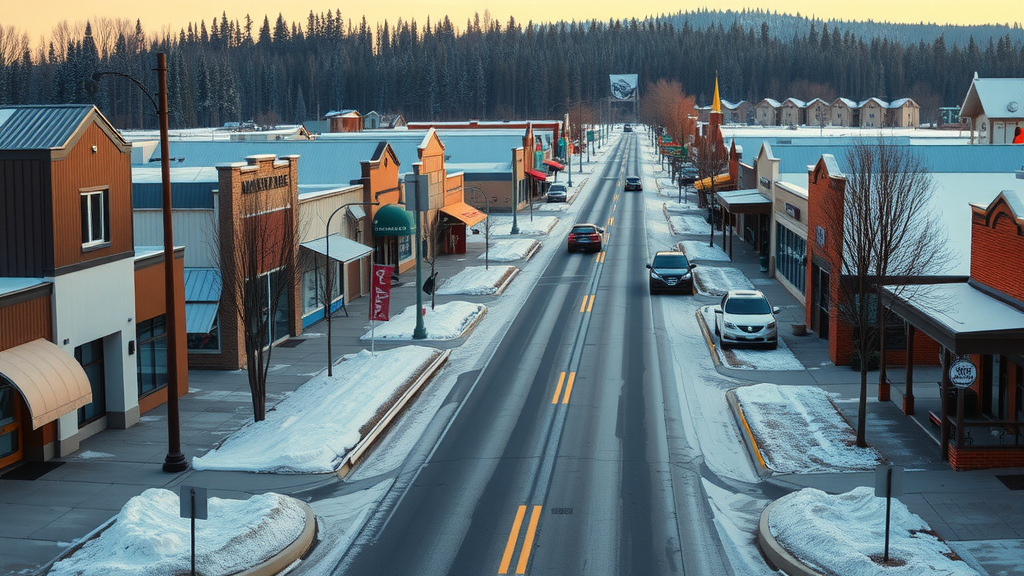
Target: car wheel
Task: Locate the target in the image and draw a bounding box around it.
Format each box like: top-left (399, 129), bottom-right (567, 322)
top-left (714, 323), bottom-right (720, 336)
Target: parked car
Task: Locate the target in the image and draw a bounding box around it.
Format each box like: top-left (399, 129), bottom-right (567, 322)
top-left (567, 223), bottom-right (603, 253)
top-left (714, 290), bottom-right (780, 349)
top-left (547, 183), bottom-right (568, 203)
top-left (624, 124), bottom-right (633, 132)
top-left (624, 177), bottom-right (643, 191)
top-left (678, 166), bottom-right (699, 186)
top-left (646, 251), bottom-right (696, 294)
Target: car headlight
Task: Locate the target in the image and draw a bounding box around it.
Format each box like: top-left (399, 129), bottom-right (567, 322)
top-left (724, 321), bottom-right (736, 329)
top-left (767, 321), bottom-right (776, 329)
top-left (682, 272), bottom-right (692, 280)
top-left (651, 272), bottom-right (663, 280)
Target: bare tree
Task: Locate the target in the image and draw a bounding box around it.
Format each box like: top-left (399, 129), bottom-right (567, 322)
top-left (218, 189), bottom-right (301, 422)
top-left (690, 132), bottom-right (729, 248)
top-left (822, 141), bottom-right (952, 447)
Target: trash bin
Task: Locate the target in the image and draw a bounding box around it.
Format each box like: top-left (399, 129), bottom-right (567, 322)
top-left (759, 255), bottom-right (769, 272)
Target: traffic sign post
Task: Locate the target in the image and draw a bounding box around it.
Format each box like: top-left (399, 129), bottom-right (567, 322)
top-left (180, 486), bottom-right (208, 576)
top-left (874, 465), bottom-right (904, 562)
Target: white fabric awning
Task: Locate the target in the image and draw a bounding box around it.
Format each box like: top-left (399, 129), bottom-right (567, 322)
top-left (185, 303), bottom-right (219, 334)
top-left (301, 234), bottom-right (373, 263)
top-left (0, 339), bottom-right (92, 429)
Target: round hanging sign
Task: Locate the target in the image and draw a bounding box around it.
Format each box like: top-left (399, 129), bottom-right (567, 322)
top-left (948, 357), bottom-right (977, 389)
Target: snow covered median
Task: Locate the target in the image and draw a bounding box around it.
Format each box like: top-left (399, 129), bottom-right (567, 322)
top-left (488, 215), bottom-right (559, 235)
top-left (49, 489), bottom-right (308, 576)
top-left (767, 486), bottom-right (979, 576)
top-left (360, 301), bottom-right (486, 340)
top-left (694, 266), bottom-right (755, 296)
top-left (735, 383), bottom-right (883, 473)
top-left (679, 240), bottom-right (730, 261)
top-left (193, 346), bottom-right (443, 473)
top-left (481, 239), bottom-right (541, 262)
top-left (437, 265), bottom-right (519, 295)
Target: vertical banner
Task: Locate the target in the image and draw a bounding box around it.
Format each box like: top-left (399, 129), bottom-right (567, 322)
top-left (370, 264), bottom-right (394, 321)
top-left (609, 74), bottom-right (638, 100)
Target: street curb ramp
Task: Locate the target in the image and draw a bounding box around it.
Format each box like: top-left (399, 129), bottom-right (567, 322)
top-left (336, 349), bottom-right (452, 478)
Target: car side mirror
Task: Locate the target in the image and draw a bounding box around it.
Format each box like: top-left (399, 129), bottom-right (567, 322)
top-left (598, 228), bottom-right (605, 234)
top-left (689, 263), bottom-right (697, 269)
top-left (772, 307), bottom-right (781, 315)
top-left (714, 308), bottom-right (723, 314)
top-left (646, 264), bottom-right (652, 269)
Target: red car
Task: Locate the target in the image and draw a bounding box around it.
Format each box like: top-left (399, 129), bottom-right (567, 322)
top-left (567, 223), bottom-right (604, 253)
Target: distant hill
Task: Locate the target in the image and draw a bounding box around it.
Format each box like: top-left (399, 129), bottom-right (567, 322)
top-left (653, 9), bottom-right (1024, 47)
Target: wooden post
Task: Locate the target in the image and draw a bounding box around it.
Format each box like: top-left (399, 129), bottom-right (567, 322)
top-left (878, 291), bottom-right (890, 402)
top-left (940, 349), bottom-right (951, 461)
top-left (904, 325), bottom-right (915, 415)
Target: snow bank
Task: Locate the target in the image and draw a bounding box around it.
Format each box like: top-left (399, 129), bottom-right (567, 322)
top-left (482, 239), bottom-right (540, 262)
top-left (769, 487), bottom-right (979, 576)
top-left (735, 383), bottom-right (882, 473)
top-left (680, 240), bottom-right (730, 261)
top-left (193, 346), bottom-right (441, 473)
top-left (694, 266), bottom-right (754, 296)
top-left (437, 266), bottom-right (518, 295)
top-left (488, 215), bottom-right (559, 236)
top-left (49, 489), bottom-right (306, 576)
top-left (360, 301), bottom-right (486, 340)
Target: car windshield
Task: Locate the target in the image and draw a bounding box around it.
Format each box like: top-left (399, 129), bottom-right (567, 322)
top-left (652, 254), bottom-right (689, 268)
top-left (725, 296), bottom-right (772, 315)
top-left (571, 226), bottom-right (596, 234)
top-left (627, 177), bottom-right (639, 182)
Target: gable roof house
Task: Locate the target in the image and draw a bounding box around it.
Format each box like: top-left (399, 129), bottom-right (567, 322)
top-left (804, 98), bottom-right (831, 126)
top-left (959, 75), bottom-right (1024, 144)
top-left (830, 98), bottom-right (859, 127)
top-left (780, 98), bottom-right (807, 126)
top-left (755, 99), bottom-right (781, 126)
top-left (858, 98), bottom-right (889, 128)
top-left (887, 98), bottom-right (921, 128)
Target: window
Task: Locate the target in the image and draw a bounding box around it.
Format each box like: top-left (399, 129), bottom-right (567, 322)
top-left (302, 257), bottom-right (341, 316)
top-left (775, 223), bottom-right (807, 295)
top-left (187, 315), bottom-right (220, 351)
top-left (137, 316), bottom-right (168, 397)
top-left (76, 339), bottom-right (106, 426)
top-left (248, 269), bottom-right (292, 348)
top-left (80, 189), bottom-right (110, 247)
top-left (398, 235), bottom-right (413, 261)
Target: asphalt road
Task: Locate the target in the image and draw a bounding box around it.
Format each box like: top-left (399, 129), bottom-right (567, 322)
top-left (334, 133), bottom-right (731, 575)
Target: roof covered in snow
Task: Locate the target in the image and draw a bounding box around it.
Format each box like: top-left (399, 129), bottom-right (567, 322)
top-left (960, 77), bottom-right (1024, 119)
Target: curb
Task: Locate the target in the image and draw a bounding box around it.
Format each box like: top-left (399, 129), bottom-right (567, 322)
top-left (693, 307), bottom-right (722, 367)
top-left (336, 348), bottom-right (452, 478)
top-left (725, 389), bottom-right (774, 479)
top-left (493, 267), bottom-right (521, 296)
top-left (234, 501), bottom-right (317, 576)
top-left (522, 241), bottom-right (542, 262)
top-left (757, 499), bottom-right (826, 576)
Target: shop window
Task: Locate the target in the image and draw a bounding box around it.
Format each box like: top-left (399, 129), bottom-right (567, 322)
top-left (76, 339), bottom-right (106, 426)
top-left (249, 269), bottom-right (292, 348)
top-left (0, 379), bottom-right (21, 463)
top-left (80, 189), bottom-right (110, 247)
top-left (137, 316), bottom-right (168, 397)
top-left (398, 235), bottom-right (413, 261)
top-left (302, 258), bottom-right (341, 316)
top-left (187, 316), bottom-right (220, 351)
top-left (775, 223), bottom-right (807, 295)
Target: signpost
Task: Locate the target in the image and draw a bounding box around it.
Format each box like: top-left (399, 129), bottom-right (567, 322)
top-left (180, 486), bottom-right (208, 576)
top-left (874, 465), bottom-right (904, 562)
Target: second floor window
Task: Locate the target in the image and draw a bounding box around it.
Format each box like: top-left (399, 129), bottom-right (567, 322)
top-left (81, 189), bottom-right (109, 247)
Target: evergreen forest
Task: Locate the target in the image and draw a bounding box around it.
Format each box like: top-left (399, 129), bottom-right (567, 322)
top-left (0, 9), bottom-right (1022, 130)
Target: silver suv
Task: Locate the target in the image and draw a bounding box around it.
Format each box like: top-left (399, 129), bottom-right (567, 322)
top-left (713, 290), bottom-right (780, 349)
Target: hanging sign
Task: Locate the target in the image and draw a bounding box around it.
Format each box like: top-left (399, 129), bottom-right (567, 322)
top-left (949, 357), bottom-right (977, 389)
top-left (370, 264), bottom-right (394, 321)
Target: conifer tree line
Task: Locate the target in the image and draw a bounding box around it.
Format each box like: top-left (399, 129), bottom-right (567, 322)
top-left (1, 11), bottom-right (1022, 129)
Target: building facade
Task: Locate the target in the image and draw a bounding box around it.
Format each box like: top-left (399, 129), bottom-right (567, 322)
top-left (959, 76), bottom-right (1024, 144)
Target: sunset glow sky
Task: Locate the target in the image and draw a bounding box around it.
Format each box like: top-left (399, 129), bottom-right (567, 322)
top-left (7, 0), bottom-right (1023, 47)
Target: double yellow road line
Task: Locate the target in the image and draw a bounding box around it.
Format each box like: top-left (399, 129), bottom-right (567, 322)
top-left (499, 504), bottom-right (543, 574)
top-left (551, 371), bottom-right (576, 404)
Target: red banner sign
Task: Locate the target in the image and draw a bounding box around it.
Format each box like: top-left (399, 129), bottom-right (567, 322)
top-left (370, 264), bottom-right (394, 321)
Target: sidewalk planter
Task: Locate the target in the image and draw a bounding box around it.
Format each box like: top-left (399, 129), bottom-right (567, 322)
top-left (791, 323), bottom-right (807, 336)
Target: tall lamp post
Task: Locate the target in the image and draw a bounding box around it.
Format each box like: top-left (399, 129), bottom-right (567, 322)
top-left (510, 148), bottom-right (520, 235)
top-left (91, 53), bottom-right (186, 473)
top-left (321, 200), bottom-right (380, 376)
top-left (464, 186), bottom-right (490, 270)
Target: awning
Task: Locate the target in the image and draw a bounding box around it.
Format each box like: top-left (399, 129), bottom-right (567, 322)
top-left (0, 339), bottom-right (92, 429)
top-left (440, 202), bottom-right (487, 227)
top-left (715, 189), bottom-right (773, 214)
top-left (543, 159), bottom-right (565, 171)
top-left (301, 234), bottom-right (373, 263)
top-left (695, 173), bottom-right (733, 191)
top-left (525, 169), bottom-right (548, 181)
top-left (185, 303), bottom-right (219, 334)
top-left (347, 205), bottom-right (366, 220)
top-left (373, 204), bottom-right (416, 236)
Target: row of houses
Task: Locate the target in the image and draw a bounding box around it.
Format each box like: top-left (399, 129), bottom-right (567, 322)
top-left (698, 97), bottom-right (921, 128)
top-left (0, 103), bottom-right (569, 471)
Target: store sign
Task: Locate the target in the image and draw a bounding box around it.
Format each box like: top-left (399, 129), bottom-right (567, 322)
top-left (759, 176), bottom-right (771, 190)
top-left (949, 357), bottom-right (977, 389)
top-left (785, 203), bottom-right (801, 220)
top-left (815, 226), bottom-right (826, 247)
top-left (370, 264), bottom-right (394, 321)
top-left (609, 74), bottom-right (638, 100)
top-left (241, 174), bottom-right (290, 195)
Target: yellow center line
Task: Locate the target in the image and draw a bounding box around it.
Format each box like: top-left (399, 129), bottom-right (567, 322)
top-left (561, 372), bottom-right (577, 404)
top-left (579, 296), bottom-right (587, 313)
top-left (515, 505), bottom-right (544, 574)
top-left (599, 252), bottom-right (606, 263)
top-left (551, 372), bottom-right (566, 404)
top-left (607, 216), bottom-right (614, 227)
top-left (614, 194), bottom-right (619, 201)
top-left (499, 505), bottom-right (528, 574)
top-left (586, 294), bottom-right (595, 313)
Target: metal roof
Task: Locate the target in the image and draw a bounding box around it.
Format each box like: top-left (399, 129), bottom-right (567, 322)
top-left (183, 268), bottom-right (222, 302)
top-left (960, 77), bottom-right (1024, 119)
top-left (300, 234), bottom-right (372, 263)
top-left (133, 181), bottom-right (217, 209)
top-left (0, 105), bottom-right (94, 150)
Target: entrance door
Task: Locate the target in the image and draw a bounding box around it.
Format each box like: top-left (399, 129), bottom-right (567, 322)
top-left (812, 265), bottom-right (830, 338)
top-left (0, 378), bottom-right (24, 469)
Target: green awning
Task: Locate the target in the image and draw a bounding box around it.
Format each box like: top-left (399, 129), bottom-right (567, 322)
top-left (373, 204), bottom-right (416, 236)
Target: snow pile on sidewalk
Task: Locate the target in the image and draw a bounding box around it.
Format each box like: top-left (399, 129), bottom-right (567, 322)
top-left (360, 301), bottom-right (486, 340)
top-left (438, 266), bottom-right (518, 295)
top-left (667, 213), bottom-right (712, 236)
top-left (735, 383), bottom-right (883, 473)
top-left (193, 346), bottom-right (442, 473)
top-left (769, 487), bottom-right (979, 576)
top-left (679, 240), bottom-right (730, 261)
top-left (49, 489), bottom-right (306, 576)
top-left (694, 266), bottom-right (754, 296)
top-left (483, 239), bottom-right (541, 262)
top-left (488, 215), bottom-right (559, 235)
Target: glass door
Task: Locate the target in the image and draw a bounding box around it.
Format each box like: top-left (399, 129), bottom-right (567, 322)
top-left (0, 378), bottom-right (24, 469)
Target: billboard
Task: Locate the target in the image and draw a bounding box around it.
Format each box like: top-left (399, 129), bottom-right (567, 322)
top-left (609, 74), bottom-right (638, 100)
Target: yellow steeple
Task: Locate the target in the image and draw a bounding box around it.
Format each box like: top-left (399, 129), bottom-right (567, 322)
top-left (711, 74), bottom-right (721, 113)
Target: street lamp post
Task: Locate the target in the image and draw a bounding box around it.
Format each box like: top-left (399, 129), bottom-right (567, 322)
top-left (468, 187), bottom-right (491, 270)
top-left (91, 53), bottom-right (186, 473)
top-left (510, 148), bottom-right (520, 235)
top-left (321, 200), bottom-right (379, 376)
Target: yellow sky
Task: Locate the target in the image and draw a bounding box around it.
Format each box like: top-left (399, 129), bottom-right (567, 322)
top-left (7, 1), bottom-right (1022, 47)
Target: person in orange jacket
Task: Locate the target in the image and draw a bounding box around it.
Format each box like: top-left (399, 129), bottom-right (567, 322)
top-left (1014, 126), bottom-right (1024, 144)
